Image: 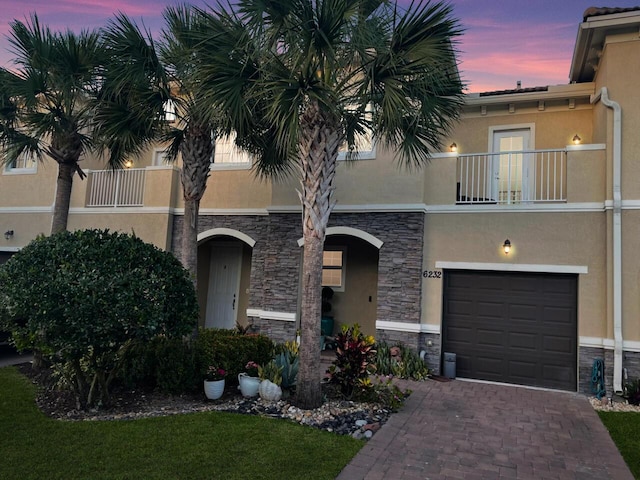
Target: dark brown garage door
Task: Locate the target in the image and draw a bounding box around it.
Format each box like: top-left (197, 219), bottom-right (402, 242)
top-left (442, 270), bottom-right (577, 391)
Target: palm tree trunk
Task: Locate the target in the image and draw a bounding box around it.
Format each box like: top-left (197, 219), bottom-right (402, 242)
top-left (297, 233), bottom-right (324, 408)
top-left (51, 162), bottom-right (75, 234)
top-left (295, 101), bottom-right (340, 409)
top-left (182, 198), bottom-right (199, 287)
top-left (179, 127), bottom-right (214, 286)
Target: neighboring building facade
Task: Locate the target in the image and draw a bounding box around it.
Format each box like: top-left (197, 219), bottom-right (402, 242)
top-left (1, 7), bottom-right (639, 395)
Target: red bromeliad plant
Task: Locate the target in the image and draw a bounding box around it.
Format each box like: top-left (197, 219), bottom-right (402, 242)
top-left (328, 324), bottom-right (376, 398)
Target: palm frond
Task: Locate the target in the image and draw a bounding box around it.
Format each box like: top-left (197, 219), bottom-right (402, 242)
top-left (96, 12), bottom-right (171, 168)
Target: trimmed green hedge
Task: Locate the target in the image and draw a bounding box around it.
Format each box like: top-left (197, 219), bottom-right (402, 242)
top-left (119, 329), bottom-right (275, 393)
top-left (195, 329), bottom-right (274, 384)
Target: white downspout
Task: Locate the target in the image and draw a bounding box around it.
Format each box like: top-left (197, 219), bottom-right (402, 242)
top-left (591, 87), bottom-right (623, 393)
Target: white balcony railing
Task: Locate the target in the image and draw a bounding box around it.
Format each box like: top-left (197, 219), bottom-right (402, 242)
top-left (456, 149), bottom-right (567, 204)
top-left (87, 169), bottom-right (145, 207)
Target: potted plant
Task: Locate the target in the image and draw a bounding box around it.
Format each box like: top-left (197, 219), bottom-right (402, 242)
top-left (204, 366), bottom-right (226, 400)
top-left (238, 361), bottom-right (261, 397)
top-left (258, 360), bottom-right (283, 402)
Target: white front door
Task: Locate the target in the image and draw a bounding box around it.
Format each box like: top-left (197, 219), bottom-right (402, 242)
top-left (492, 129), bottom-right (531, 203)
top-left (206, 244), bottom-right (242, 329)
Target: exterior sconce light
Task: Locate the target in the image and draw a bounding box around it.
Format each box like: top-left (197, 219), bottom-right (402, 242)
top-left (449, 143), bottom-right (458, 153)
top-left (572, 134), bottom-right (581, 145)
top-left (503, 239), bottom-right (511, 255)
top-left (124, 159), bottom-right (134, 169)
top-left (4, 230), bottom-right (14, 240)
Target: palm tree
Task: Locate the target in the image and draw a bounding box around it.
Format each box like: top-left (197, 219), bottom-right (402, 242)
top-left (99, 7), bottom-right (222, 283)
top-left (195, 0), bottom-right (465, 408)
top-left (0, 15), bottom-right (105, 234)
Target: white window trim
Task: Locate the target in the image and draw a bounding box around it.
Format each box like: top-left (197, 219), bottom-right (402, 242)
top-left (3, 152), bottom-right (38, 175)
top-left (210, 161), bottom-right (253, 171)
top-left (3, 165), bottom-right (38, 175)
top-left (337, 144), bottom-right (376, 161)
top-left (322, 246), bottom-right (347, 292)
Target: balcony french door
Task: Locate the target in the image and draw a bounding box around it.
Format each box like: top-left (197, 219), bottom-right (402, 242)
top-left (492, 129), bottom-right (531, 203)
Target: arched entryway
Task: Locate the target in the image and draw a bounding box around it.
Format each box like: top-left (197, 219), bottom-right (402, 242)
top-left (299, 227), bottom-right (382, 337)
top-left (197, 228), bottom-right (255, 330)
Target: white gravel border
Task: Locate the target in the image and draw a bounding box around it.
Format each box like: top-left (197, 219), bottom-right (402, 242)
top-left (590, 397), bottom-right (640, 412)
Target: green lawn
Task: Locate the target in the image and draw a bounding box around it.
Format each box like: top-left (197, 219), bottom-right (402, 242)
top-left (0, 367), bottom-right (363, 480)
top-left (598, 411), bottom-right (640, 479)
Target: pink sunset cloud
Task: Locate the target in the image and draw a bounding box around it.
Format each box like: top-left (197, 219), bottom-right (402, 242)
top-left (458, 18), bottom-right (576, 92)
top-left (0, 0), bottom-right (155, 19)
top-left (0, 0), bottom-right (167, 68)
top-left (0, 1), bottom-right (637, 92)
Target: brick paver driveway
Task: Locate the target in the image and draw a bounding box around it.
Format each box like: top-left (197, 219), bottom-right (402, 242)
top-left (337, 379), bottom-right (633, 479)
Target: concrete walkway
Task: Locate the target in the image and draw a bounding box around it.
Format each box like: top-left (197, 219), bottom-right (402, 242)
top-left (337, 379), bottom-right (634, 480)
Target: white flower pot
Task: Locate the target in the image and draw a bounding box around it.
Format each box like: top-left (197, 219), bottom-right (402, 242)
top-left (238, 373), bottom-right (260, 397)
top-left (259, 379), bottom-right (282, 402)
top-left (204, 379), bottom-right (225, 400)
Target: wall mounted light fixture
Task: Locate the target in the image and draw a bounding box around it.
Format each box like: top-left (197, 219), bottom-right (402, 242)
top-left (449, 143), bottom-right (458, 153)
top-left (4, 230), bottom-right (14, 240)
top-left (503, 239), bottom-right (511, 255)
top-left (572, 134), bottom-right (581, 145)
top-left (123, 159), bottom-right (134, 169)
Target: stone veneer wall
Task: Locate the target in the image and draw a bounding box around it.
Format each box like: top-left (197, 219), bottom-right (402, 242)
top-left (328, 212), bottom-right (425, 325)
top-left (376, 329), bottom-right (420, 351)
top-left (172, 213), bottom-right (301, 316)
top-left (250, 317), bottom-right (297, 344)
top-left (420, 333), bottom-right (442, 376)
top-left (576, 346), bottom-right (640, 396)
top-left (579, 346), bottom-right (606, 395)
top-left (173, 211), bottom-right (426, 340)
top-left (171, 213), bottom-right (424, 338)
top-left (624, 351), bottom-right (640, 385)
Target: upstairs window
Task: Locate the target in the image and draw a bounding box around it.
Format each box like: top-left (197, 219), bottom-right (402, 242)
top-left (153, 149), bottom-right (171, 166)
top-left (212, 134), bottom-right (251, 169)
top-left (339, 104), bottom-right (375, 160)
top-left (163, 100), bottom-right (176, 123)
top-left (4, 151), bottom-right (37, 174)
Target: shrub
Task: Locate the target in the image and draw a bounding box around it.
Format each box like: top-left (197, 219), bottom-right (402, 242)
top-left (0, 229), bottom-right (198, 408)
top-left (357, 377), bottom-right (411, 411)
top-left (327, 324), bottom-right (376, 398)
top-left (117, 340), bottom-right (156, 390)
top-left (194, 328), bottom-right (274, 383)
top-left (118, 336), bottom-right (201, 394)
top-left (151, 337), bottom-right (199, 394)
top-left (375, 342), bottom-right (430, 380)
top-left (626, 378), bottom-right (640, 406)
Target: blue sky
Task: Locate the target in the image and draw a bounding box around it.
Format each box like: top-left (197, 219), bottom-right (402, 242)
top-left (0, 0), bottom-right (638, 92)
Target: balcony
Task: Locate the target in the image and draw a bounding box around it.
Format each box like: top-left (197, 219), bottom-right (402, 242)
top-left (456, 149), bottom-right (567, 204)
top-left (86, 169), bottom-right (146, 207)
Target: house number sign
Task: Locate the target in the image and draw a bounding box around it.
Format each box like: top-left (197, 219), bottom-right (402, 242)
top-left (422, 270), bottom-right (442, 279)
